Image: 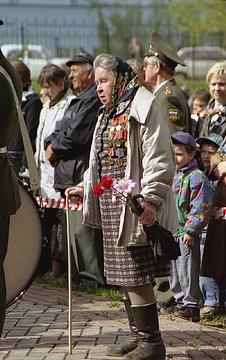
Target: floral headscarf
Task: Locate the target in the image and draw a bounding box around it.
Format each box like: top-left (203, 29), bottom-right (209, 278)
top-left (112, 57), bottom-right (137, 105)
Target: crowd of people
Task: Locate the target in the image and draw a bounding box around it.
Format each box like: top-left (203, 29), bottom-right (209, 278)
top-left (1, 15), bottom-right (226, 360)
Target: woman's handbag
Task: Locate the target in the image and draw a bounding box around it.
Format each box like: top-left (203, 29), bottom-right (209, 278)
top-left (145, 222), bottom-right (181, 261)
top-left (131, 194), bottom-right (181, 261)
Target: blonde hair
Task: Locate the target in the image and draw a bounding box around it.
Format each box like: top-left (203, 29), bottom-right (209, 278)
top-left (206, 61), bottom-right (226, 83)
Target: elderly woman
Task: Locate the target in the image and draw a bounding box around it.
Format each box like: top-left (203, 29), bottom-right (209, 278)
top-left (66, 54), bottom-right (177, 360)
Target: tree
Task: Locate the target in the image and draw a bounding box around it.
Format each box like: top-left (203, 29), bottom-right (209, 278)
top-left (168, 0), bottom-right (226, 47)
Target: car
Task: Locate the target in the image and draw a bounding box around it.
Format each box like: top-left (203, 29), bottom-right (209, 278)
top-left (1, 44), bottom-right (69, 79)
top-left (175, 46), bottom-right (226, 79)
top-left (1, 44), bottom-right (51, 79)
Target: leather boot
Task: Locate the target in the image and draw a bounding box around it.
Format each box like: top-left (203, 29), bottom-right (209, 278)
top-left (123, 303), bottom-right (166, 360)
top-left (107, 298), bottom-right (138, 356)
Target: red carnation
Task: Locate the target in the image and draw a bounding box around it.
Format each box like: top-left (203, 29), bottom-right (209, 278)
top-left (101, 176), bottom-right (114, 189)
top-left (92, 183), bottom-right (104, 197)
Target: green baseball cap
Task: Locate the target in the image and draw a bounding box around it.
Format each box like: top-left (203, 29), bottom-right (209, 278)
top-left (196, 133), bottom-right (223, 148)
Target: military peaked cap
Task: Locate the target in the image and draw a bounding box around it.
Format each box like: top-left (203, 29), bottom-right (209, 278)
top-left (145, 31), bottom-right (185, 68)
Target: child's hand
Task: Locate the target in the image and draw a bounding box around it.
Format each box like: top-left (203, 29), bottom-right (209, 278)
top-left (183, 233), bottom-right (195, 246)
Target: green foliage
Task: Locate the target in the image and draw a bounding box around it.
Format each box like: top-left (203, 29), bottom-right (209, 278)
top-left (32, 80), bottom-right (41, 93)
top-left (168, 1), bottom-right (226, 47)
top-left (176, 78), bottom-right (207, 96)
top-left (93, 4), bottom-right (148, 57)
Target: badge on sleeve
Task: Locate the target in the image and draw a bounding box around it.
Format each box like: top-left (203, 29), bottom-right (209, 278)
top-left (168, 108), bottom-right (179, 122)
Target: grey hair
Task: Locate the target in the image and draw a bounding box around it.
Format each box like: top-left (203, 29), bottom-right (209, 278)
top-left (93, 53), bottom-right (118, 77)
top-left (82, 62), bottom-right (93, 71)
top-left (144, 55), bottom-right (175, 76)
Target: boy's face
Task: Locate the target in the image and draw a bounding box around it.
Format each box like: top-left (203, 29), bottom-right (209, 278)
top-left (174, 144), bottom-right (195, 170)
top-left (209, 74), bottom-right (226, 105)
top-left (200, 143), bottom-right (218, 168)
top-left (192, 99), bottom-right (207, 114)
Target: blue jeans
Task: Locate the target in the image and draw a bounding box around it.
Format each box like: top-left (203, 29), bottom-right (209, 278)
top-left (170, 234), bottom-right (202, 306)
top-left (200, 232), bottom-right (219, 307)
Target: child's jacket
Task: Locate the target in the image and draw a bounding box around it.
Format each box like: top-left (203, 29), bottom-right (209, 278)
top-left (173, 160), bottom-right (213, 238)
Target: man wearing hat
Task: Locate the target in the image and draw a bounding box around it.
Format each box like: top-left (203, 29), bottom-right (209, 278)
top-left (144, 31), bottom-right (191, 134)
top-left (0, 18), bottom-right (22, 336)
top-left (45, 51), bottom-right (104, 287)
top-left (143, 32), bottom-right (192, 312)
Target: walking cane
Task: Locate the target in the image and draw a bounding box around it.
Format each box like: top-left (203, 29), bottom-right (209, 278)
top-left (66, 195), bottom-right (72, 354)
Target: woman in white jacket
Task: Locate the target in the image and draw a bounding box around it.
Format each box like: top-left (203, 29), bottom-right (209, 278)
top-left (35, 63), bottom-right (75, 277)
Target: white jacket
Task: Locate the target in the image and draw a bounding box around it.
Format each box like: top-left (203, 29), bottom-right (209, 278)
top-left (35, 89), bottom-right (75, 200)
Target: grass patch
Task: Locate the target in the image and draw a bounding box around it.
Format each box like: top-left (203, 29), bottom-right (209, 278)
top-left (201, 314), bottom-right (226, 329)
top-left (34, 273), bottom-right (67, 288)
top-left (34, 274), bottom-right (123, 302)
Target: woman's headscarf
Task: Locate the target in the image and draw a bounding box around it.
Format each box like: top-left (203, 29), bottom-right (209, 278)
top-left (112, 57), bottom-right (137, 105)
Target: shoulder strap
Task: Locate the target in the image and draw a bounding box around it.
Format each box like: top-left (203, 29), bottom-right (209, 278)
top-left (0, 65), bottom-right (40, 193)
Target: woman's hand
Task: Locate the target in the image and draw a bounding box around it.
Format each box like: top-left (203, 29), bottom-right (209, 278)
top-left (65, 186), bottom-right (84, 203)
top-left (138, 201), bottom-right (156, 227)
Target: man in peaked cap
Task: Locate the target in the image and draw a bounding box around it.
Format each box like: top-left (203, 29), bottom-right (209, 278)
top-left (44, 50), bottom-right (104, 287)
top-left (144, 31), bottom-right (191, 134)
top-left (143, 32), bottom-right (192, 313)
top-left (0, 18), bottom-right (22, 336)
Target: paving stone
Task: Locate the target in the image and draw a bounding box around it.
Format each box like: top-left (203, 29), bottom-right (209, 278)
top-left (2, 284), bottom-right (226, 360)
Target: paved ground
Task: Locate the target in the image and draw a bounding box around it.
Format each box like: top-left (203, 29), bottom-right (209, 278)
top-left (0, 284), bottom-right (226, 360)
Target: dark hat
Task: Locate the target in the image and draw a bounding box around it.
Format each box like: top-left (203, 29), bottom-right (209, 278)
top-left (196, 133), bottom-right (223, 148)
top-left (66, 50), bottom-right (94, 67)
top-left (145, 31), bottom-right (185, 68)
top-left (0, 19), bottom-right (4, 25)
top-left (171, 131), bottom-right (197, 150)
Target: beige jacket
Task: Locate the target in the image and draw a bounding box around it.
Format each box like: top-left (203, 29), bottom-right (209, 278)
top-left (83, 86), bottom-right (178, 247)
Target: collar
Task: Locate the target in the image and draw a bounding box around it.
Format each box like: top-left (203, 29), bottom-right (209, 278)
top-left (153, 78), bottom-right (174, 95)
top-left (176, 159), bottom-right (198, 174)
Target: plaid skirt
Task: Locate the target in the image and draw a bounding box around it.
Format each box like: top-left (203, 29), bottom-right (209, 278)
top-left (98, 157), bottom-right (169, 287)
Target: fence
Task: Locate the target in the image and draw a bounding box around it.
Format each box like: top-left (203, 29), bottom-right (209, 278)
top-left (1, 18), bottom-right (225, 59)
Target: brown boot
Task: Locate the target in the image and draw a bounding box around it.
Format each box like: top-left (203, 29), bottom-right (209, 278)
top-left (123, 303), bottom-right (166, 360)
top-left (107, 298), bottom-right (138, 356)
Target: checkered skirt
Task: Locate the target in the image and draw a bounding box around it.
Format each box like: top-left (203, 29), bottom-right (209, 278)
top-left (95, 110), bottom-right (169, 286)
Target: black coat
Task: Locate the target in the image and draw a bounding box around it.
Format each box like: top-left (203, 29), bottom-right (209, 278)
top-left (0, 49), bottom-right (22, 215)
top-left (8, 92), bottom-right (42, 168)
top-left (45, 84), bottom-right (101, 192)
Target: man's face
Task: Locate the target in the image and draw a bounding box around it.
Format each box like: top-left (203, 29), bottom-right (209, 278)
top-left (69, 64), bottom-right (92, 92)
top-left (143, 56), bottom-right (158, 90)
